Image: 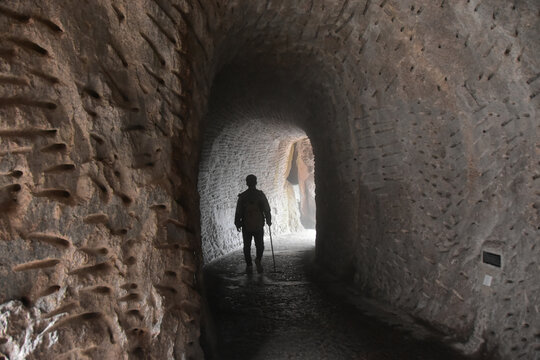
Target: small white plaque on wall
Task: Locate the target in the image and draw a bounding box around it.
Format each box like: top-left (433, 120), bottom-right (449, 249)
top-left (483, 274), bottom-right (493, 287)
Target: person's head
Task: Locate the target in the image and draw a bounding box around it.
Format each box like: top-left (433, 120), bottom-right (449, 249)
top-left (246, 174), bottom-right (257, 188)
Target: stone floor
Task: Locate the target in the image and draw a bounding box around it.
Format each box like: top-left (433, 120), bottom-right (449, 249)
top-left (202, 231), bottom-right (473, 360)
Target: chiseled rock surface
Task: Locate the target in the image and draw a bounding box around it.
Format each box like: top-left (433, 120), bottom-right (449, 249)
top-left (0, 1), bottom-right (205, 358)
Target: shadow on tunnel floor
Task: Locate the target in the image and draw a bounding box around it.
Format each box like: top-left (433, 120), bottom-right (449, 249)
top-left (201, 233), bottom-right (483, 360)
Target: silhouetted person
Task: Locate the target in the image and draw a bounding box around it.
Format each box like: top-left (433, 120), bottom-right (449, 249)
top-left (235, 174), bottom-right (272, 273)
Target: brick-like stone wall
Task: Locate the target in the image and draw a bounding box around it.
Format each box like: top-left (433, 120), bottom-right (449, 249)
top-left (0, 0), bottom-right (538, 359)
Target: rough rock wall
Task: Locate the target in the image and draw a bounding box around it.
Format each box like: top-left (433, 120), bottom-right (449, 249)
top-left (0, 1), bottom-right (207, 358)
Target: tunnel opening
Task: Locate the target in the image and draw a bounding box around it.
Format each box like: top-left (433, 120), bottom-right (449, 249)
top-left (197, 63), bottom-right (319, 265)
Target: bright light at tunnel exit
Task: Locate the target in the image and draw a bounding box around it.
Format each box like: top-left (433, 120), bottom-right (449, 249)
top-left (285, 137), bottom-right (316, 231)
top-left (198, 130), bottom-right (316, 265)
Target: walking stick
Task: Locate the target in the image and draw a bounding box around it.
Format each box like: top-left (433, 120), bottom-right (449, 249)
top-left (269, 225), bottom-right (276, 272)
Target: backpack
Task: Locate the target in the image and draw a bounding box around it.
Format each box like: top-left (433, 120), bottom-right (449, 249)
top-left (242, 191), bottom-right (264, 231)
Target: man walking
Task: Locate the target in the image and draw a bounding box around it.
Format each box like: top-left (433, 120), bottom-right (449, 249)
top-left (235, 174), bottom-right (272, 273)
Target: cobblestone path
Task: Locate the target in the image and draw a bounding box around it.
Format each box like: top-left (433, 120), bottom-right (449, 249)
top-left (203, 232), bottom-right (471, 360)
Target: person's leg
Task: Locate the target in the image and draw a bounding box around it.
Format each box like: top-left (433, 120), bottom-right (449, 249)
top-left (254, 229), bottom-right (264, 273)
top-left (242, 229), bottom-right (253, 267)
top-left (254, 229), bottom-right (264, 260)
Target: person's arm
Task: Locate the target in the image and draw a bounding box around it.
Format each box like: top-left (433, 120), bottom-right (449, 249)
top-left (234, 196), bottom-right (242, 231)
top-left (261, 192), bottom-right (272, 226)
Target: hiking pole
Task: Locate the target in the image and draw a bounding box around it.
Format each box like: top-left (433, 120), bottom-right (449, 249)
top-left (269, 224), bottom-right (276, 272)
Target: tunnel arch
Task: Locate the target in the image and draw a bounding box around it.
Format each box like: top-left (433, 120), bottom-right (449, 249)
top-left (196, 13), bottom-right (372, 278)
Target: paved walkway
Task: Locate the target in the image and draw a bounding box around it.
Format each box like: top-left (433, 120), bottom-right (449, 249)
top-left (203, 231), bottom-right (470, 360)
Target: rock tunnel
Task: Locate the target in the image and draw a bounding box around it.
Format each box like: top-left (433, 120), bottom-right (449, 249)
top-left (0, 1), bottom-right (538, 359)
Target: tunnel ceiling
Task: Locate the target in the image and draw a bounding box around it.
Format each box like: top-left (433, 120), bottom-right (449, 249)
top-left (0, 0), bottom-right (538, 359)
